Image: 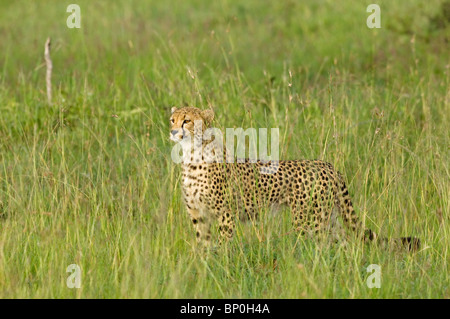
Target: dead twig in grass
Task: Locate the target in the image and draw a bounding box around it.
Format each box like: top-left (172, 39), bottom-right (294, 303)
top-left (44, 37), bottom-right (52, 105)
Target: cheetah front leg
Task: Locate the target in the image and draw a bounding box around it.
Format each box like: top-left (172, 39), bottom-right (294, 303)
top-left (187, 208), bottom-right (212, 247)
top-left (217, 209), bottom-right (235, 245)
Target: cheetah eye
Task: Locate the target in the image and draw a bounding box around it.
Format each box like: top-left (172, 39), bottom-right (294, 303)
top-left (183, 119), bottom-right (191, 125)
top-left (170, 118), bottom-right (174, 124)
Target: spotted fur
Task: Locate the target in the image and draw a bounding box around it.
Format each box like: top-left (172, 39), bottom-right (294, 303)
top-left (169, 106), bottom-right (420, 250)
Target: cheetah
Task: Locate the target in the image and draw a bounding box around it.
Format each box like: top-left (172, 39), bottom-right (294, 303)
top-left (169, 106), bottom-right (420, 250)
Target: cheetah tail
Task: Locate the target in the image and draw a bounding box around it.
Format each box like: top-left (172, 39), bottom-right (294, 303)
top-left (336, 176), bottom-right (420, 251)
top-left (389, 236), bottom-right (421, 251)
top-left (363, 226), bottom-right (420, 251)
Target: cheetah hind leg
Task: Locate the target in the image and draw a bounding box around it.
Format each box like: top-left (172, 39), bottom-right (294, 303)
top-left (327, 206), bottom-right (348, 244)
top-left (291, 199), bottom-right (345, 245)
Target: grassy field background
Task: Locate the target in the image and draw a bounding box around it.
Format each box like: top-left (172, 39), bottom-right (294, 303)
top-left (0, 0), bottom-right (448, 298)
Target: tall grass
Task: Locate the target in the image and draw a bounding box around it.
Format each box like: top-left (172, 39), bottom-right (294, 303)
top-left (0, 0), bottom-right (448, 298)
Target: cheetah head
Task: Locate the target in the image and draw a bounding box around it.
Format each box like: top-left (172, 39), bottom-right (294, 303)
top-left (169, 106), bottom-right (214, 142)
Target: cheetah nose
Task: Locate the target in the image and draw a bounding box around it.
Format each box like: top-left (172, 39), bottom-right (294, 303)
top-left (171, 130), bottom-right (178, 136)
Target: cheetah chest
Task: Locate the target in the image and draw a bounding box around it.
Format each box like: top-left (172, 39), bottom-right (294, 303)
top-left (181, 166), bottom-right (211, 209)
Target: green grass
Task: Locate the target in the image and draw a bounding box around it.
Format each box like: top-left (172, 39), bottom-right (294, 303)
top-left (0, 0), bottom-right (448, 298)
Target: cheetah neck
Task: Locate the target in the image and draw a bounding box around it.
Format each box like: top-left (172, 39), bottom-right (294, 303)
top-left (179, 134), bottom-right (226, 166)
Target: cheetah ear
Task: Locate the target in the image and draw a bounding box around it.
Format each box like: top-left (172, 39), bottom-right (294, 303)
top-left (201, 109), bottom-right (214, 124)
top-left (171, 106), bottom-right (177, 114)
